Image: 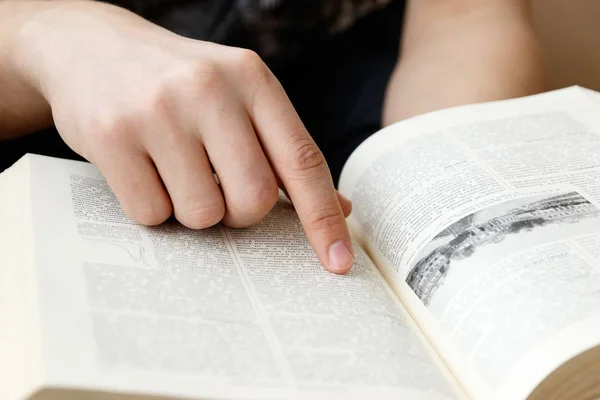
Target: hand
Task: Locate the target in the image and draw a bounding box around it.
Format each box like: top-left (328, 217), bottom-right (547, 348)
top-left (17, 1), bottom-right (354, 273)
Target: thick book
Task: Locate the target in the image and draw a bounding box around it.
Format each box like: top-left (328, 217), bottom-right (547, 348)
top-left (2, 86), bottom-right (600, 400)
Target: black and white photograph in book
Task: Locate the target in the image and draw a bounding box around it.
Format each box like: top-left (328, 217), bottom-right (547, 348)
top-left (406, 191), bottom-right (600, 305)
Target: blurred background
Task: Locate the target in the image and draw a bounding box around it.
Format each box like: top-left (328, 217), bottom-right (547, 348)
top-left (533, 0), bottom-right (600, 91)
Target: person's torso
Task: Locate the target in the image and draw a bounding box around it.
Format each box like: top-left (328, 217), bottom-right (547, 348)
top-left (107, 0), bottom-right (395, 66)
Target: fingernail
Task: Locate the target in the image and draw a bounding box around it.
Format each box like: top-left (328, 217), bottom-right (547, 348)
top-left (328, 241), bottom-right (353, 274)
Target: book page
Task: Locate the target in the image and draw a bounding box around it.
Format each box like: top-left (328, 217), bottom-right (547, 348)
top-left (338, 86), bottom-right (600, 399)
top-left (24, 154), bottom-right (460, 400)
top-left (0, 157), bottom-right (44, 400)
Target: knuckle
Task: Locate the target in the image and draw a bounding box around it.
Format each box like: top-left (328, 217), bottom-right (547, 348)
top-left (148, 87), bottom-right (176, 121)
top-left (235, 48), bottom-right (262, 66)
top-left (223, 177), bottom-right (279, 228)
top-left (142, 92), bottom-right (179, 144)
top-left (285, 137), bottom-right (328, 179)
top-left (167, 60), bottom-right (224, 99)
top-left (188, 61), bottom-right (223, 94)
top-left (131, 203), bottom-right (172, 226)
top-left (309, 207), bottom-right (346, 233)
top-left (237, 49), bottom-right (265, 72)
top-left (177, 201), bottom-right (225, 229)
top-left (233, 48), bottom-right (274, 86)
top-left (246, 177), bottom-right (279, 215)
top-left (92, 114), bottom-right (135, 148)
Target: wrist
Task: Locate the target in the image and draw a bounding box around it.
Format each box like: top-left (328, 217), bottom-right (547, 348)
top-left (12, 1), bottom-right (77, 98)
top-left (0, 2), bottom-right (47, 94)
top-left (12, 1), bottom-right (121, 99)
top-left (0, 1), bottom-right (68, 137)
top-left (13, 1), bottom-right (163, 103)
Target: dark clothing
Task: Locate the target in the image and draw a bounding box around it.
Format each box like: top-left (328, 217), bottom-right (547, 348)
top-left (0, 0), bottom-right (405, 185)
top-left (106, 0), bottom-right (395, 68)
top-left (276, 0), bottom-right (404, 183)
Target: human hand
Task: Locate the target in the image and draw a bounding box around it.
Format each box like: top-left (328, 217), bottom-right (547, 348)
top-left (17, 1), bottom-right (354, 273)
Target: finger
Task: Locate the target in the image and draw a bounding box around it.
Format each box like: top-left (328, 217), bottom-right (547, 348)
top-left (241, 67), bottom-right (354, 274)
top-left (144, 124), bottom-right (225, 229)
top-left (200, 100), bottom-right (278, 228)
top-left (90, 141), bottom-right (172, 225)
top-left (337, 192), bottom-right (352, 218)
top-left (277, 176), bottom-right (352, 218)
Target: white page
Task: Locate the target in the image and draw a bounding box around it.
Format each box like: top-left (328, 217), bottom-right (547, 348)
top-left (338, 86), bottom-right (600, 399)
top-left (25, 154), bottom-right (459, 400)
top-left (0, 158), bottom-right (44, 400)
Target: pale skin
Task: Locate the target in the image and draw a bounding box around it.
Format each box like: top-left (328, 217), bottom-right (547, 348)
top-left (0, 0), bottom-right (544, 274)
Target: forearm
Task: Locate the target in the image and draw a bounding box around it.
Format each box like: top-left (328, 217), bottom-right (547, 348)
top-left (0, 1), bottom-right (56, 139)
top-left (383, 0), bottom-right (545, 125)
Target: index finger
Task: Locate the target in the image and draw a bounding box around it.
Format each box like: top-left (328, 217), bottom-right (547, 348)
top-left (243, 70), bottom-right (354, 274)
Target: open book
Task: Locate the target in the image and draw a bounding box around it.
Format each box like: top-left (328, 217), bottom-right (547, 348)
top-left (2, 86), bottom-right (600, 400)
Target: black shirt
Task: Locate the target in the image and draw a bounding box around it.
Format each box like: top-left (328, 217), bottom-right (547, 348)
top-left (105, 0), bottom-right (394, 67)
